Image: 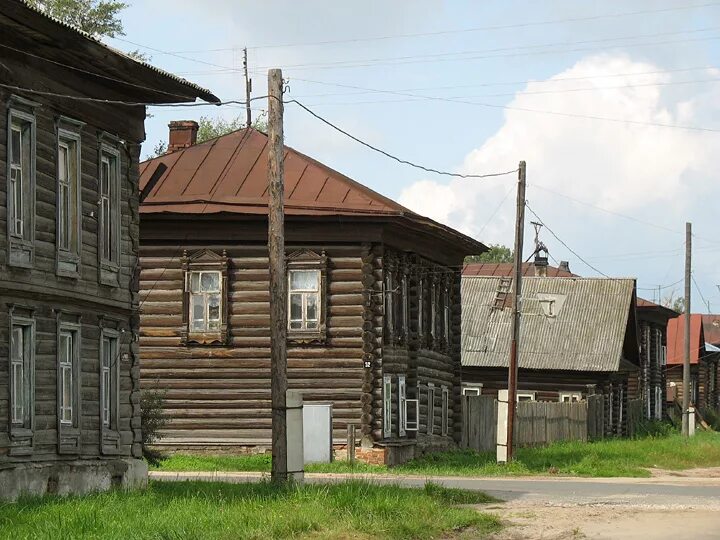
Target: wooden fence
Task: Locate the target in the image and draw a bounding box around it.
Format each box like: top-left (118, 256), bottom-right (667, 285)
top-left (460, 395), bottom-right (497, 451)
top-left (587, 394), bottom-right (605, 441)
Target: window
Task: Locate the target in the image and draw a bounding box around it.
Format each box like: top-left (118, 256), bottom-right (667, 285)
top-left (99, 148), bottom-right (119, 263)
top-left (384, 268), bottom-right (395, 340)
top-left (181, 249), bottom-right (229, 345)
top-left (383, 375), bottom-right (392, 438)
top-left (427, 384), bottom-right (435, 435)
top-left (405, 398), bottom-right (419, 431)
top-left (59, 330), bottom-right (76, 425)
top-left (430, 280), bottom-right (437, 344)
top-left (398, 375), bottom-right (407, 437)
top-left (517, 392), bottom-right (536, 402)
top-left (401, 271), bottom-right (409, 339)
top-left (441, 386), bottom-right (449, 436)
top-left (11, 325), bottom-right (33, 426)
top-left (7, 104), bottom-right (36, 267)
top-left (57, 125), bottom-right (82, 276)
top-left (189, 271), bottom-right (222, 332)
top-left (559, 392), bottom-right (582, 403)
top-left (286, 250), bottom-right (328, 343)
top-left (417, 275), bottom-right (425, 343)
top-left (101, 335), bottom-right (118, 427)
top-left (289, 269), bottom-right (320, 331)
top-left (442, 282), bottom-right (451, 348)
top-left (462, 384), bottom-right (482, 396)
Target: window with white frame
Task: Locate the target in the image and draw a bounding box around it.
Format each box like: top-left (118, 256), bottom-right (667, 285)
top-left (59, 329), bottom-right (76, 425)
top-left (11, 324), bottom-right (33, 427)
top-left (441, 386), bottom-right (449, 436)
top-left (189, 271), bottom-right (222, 332)
top-left (99, 150), bottom-right (118, 261)
top-left (559, 392), bottom-right (582, 403)
top-left (398, 375), bottom-right (407, 437)
top-left (462, 384), bottom-right (482, 396)
top-left (427, 384), bottom-right (435, 435)
top-left (383, 375), bottom-right (392, 438)
top-left (57, 126), bottom-right (82, 275)
top-left (101, 334), bottom-right (118, 427)
top-left (517, 392), bottom-right (536, 402)
top-left (289, 269), bottom-right (321, 331)
top-left (7, 105), bottom-right (36, 267)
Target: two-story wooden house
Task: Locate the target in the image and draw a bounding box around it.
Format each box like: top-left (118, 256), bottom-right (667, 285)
top-left (0, 0), bottom-right (217, 499)
top-left (138, 124), bottom-right (486, 465)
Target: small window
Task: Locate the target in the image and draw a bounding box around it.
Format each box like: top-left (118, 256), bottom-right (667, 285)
top-left (517, 392), bottom-right (536, 402)
top-left (462, 384), bottom-right (482, 396)
top-left (427, 384), bottom-right (435, 435)
top-left (441, 386), bottom-right (449, 436)
top-left (59, 329), bottom-right (77, 425)
top-left (288, 269), bottom-right (320, 331)
top-left (189, 271), bottom-right (222, 332)
top-left (398, 375), bottom-right (407, 437)
top-left (559, 392), bottom-right (582, 403)
top-left (383, 375), bottom-right (392, 438)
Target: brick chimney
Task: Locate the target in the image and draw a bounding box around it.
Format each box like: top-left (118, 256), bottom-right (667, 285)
top-left (558, 261), bottom-right (571, 274)
top-left (167, 120), bottom-right (198, 152)
top-left (534, 252), bottom-right (549, 277)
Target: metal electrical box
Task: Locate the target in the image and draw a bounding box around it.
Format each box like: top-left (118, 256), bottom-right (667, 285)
top-left (303, 403), bottom-right (333, 464)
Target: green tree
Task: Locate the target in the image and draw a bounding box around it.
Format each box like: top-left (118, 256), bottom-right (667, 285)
top-left (661, 292), bottom-right (685, 314)
top-left (465, 244), bottom-right (513, 264)
top-left (26, 0), bottom-right (129, 38)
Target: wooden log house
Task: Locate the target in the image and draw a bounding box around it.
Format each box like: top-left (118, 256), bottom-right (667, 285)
top-left (461, 272), bottom-right (640, 437)
top-left (138, 124), bottom-right (486, 464)
top-left (0, 1), bottom-right (217, 499)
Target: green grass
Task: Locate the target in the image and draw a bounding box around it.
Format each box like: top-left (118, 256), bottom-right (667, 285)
top-left (155, 431), bottom-right (720, 478)
top-left (0, 480), bottom-right (501, 540)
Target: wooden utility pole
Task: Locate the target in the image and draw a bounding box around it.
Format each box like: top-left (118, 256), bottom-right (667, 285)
top-left (268, 68), bottom-right (288, 481)
top-left (682, 221), bottom-right (692, 437)
top-left (243, 48), bottom-right (252, 127)
top-left (506, 160), bottom-right (526, 461)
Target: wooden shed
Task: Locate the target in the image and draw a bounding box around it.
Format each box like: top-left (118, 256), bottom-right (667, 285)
top-left (138, 124), bottom-right (486, 464)
top-left (0, 0), bottom-right (217, 499)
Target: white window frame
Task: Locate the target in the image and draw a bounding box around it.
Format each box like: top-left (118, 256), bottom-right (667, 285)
top-left (517, 391), bottom-right (536, 402)
top-left (398, 375), bottom-right (407, 437)
top-left (9, 122), bottom-right (25, 238)
top-left (288, 268), bottom-right (321, 332)
top-left (383, 374), bottom-right (392, 438)
top-left (558, 392), bottom-right (582, 403)
top-left (462, 384), bottom-right (483, 396)
top-left (100, 333), bottom-right (119, 428)
top-left (98, 139), bottom-right (121, 286)
top-left (441, 386), bottom-right (449, 436)
top-left (58, 329), bottom-right (77, 425)
top-left (188, 270), bottom-right (223, 332)
top-left (427, 383), bottom-right (435, 435)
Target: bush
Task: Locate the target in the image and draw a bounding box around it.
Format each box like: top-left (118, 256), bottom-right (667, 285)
top-left (701, 408), bottom-right (720, 431)
top-left (141, 390), bottom-right (167, 466)
top-left (634, 419), bottom-right (678, 438)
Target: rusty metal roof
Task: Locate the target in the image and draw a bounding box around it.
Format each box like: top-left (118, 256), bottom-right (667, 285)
top-left (666, 315), bottom-right (706, 365)
top-left (462, 262), bottom-right (576, 277)
top-left (702, 315), bottom-right (720, 347)
top-left (462, 276), bottom-right (637, 372)
top-left (139, 127), bottom-right (485, 251)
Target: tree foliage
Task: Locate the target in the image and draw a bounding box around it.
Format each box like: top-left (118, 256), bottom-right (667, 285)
top-left (197, 113), bottom-right (268, 143)
top-left (26, 0), bottom-right (129, 38)
top-left (141, 390), bottom-right (167, 466)
top-left (465, 244), bottom-right (514, 264)
top-left (661, 292), bottom-right (685, 314)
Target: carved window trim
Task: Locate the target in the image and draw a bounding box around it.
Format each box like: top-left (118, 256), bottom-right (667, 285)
top-left (8, 304), bottom-right (35, 456)
top-left (6, 96), bottom-right (38, 268)
top-left (99, 318), bottom-right (122, 454)
top-left (55, 116), bottom-right (85, 278)
top-left (57, 312), bottom-right (82, 455)
top-left (181, 249), bottom-right (230, 346)
top-left (286, 249), bottom-right (328, 345)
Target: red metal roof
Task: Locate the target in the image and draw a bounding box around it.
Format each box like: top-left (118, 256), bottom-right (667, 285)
top-left (666, 314), bottom-right (705, 365)
top-left (702, 314), bottom-right (720, 346)
top-left (141, 128), bottom-right (414, 217)
top-left (461, 262), bottom-right (576, 277)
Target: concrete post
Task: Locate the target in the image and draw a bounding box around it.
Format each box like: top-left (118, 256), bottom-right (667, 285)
top-left (497, 389), bottom-right (509, 463)
top-left (286, 390), bottom-right (305, 484)
top-left (688, 406), bottom-right (696, 436)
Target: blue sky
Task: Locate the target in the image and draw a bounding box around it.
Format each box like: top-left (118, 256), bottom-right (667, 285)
top-left (108, 1), bottom-right (720, 309)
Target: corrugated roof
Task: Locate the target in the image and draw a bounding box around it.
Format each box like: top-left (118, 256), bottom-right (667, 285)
top-left (666, 315), bottom-right (705, 365)
top-left (139, 127), bottom-right (486, 252)
top-left (462, 276), bottom-right (636, 372)
top-left (462, 262), bottom-right (576, 277)
top-left (6, 0), bottom-right (219, 103)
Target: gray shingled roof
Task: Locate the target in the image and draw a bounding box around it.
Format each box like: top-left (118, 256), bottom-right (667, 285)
top-left (461, 276), bottom-right (636, 372)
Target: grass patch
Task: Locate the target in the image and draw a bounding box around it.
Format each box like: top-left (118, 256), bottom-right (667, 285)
top-left (0, 480), bottom-right (501, 540)
top-left (155, 431), bottom-right (720, 478)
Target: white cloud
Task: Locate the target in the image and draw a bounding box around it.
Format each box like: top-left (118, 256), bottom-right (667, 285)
top-left (399, 54), bottom-right (720, 245)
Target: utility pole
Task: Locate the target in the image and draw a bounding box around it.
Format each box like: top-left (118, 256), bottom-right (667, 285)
top-left (268, 68), bottom-right (288, 481)
top-left (682, 221), bottom-right (692, 437)
top-left (243, 47), bottom-right (252, 127)
top-left (506, 160), bottom-right (526, 461)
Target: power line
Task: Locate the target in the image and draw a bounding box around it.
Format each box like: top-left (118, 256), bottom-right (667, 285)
top-left (286, 99), bottom-right (519, 179)
top-left (692, 274), bottom-right (712, 312)
top-left (165, 2), bottom-right (720, 50)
